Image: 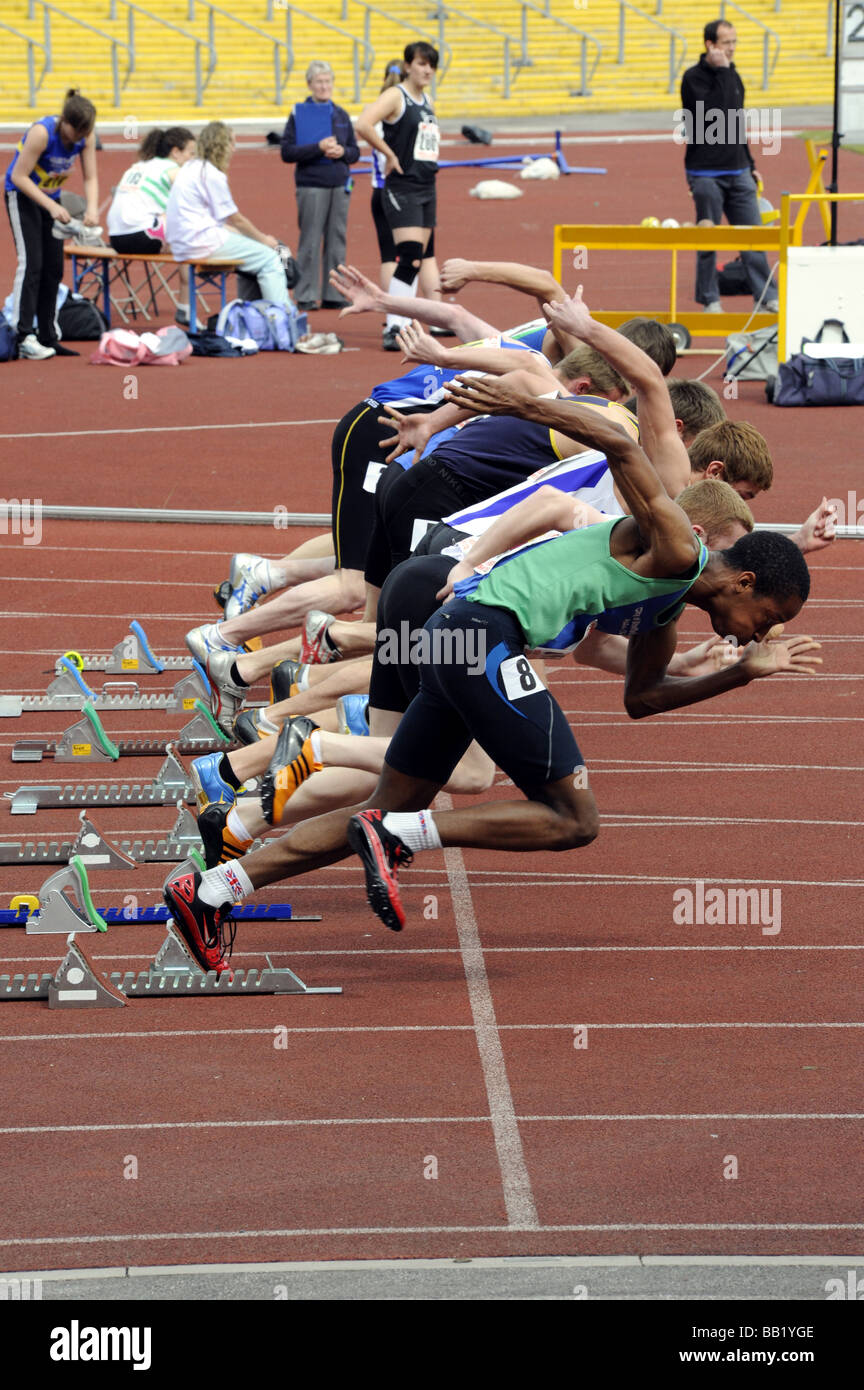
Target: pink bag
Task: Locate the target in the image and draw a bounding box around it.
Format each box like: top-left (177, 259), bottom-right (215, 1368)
top-left (90, 326), bottom-right (192, 366)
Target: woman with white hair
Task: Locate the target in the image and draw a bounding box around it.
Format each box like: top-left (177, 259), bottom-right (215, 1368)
top-left (280, 61), bottom-right (359, 311)
top-left (165, 121), bottom-right (289, 308)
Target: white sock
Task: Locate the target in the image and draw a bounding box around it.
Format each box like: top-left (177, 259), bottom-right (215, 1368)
top-left (382, 810), bottom-right (441, 853)
top-left (386, 271), bottom-right (418, 331)
top-left (257, 713), bottom-right (279, 735)
top-left (310, 728), bottom-right (322, 765)
top-left (199, 860), bottom-right (253, 906)
top-left (297, 664), bottom-right (311, 692)
top-left (226, 807), bottom-right (254, 845)
top-left (266, 563), bottom-right (288, 589)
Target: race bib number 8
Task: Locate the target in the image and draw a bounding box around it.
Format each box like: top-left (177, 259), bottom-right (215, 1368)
top-left (413, 120), bottom-right (440, 162)
top-left (500, 655), bottom-right (545, 701)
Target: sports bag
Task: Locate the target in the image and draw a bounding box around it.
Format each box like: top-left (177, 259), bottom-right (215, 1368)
top-left (90, 326), bottom-right (192, 366)
top-left (725, 325), bottom-right (778, 381)
top-left (770, 319), bottom-right (864, 406)
top-left (58, 293), bottom-right (109, 340)
top-left (215, 299), bottom-right (307, 351)
top-left (0, 320), bottom-right (16, 362)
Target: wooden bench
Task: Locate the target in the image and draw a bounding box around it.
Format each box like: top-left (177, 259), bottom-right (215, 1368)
top-left (63, 244), bottom-right (244, 328)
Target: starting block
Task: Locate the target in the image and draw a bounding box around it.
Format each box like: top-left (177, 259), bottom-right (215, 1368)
top-left (12, 699), bottom-right (230, 762)
top-left (23, 856), bottom-right (108, 934)
top-left (0, 660), bottom-right (209, 718)
top-left (0, 804), bottom-right (203, 869)
top-left (55, 621), bottom-right (191, 675)
top-left (5, 743), bottom-right (193, 814)
top-left (1, 857), bottom-right (340, 1006)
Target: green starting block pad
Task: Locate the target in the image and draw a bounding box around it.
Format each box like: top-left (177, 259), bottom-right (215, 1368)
top-left (12, 699), bottom-right (230, 762)
top-left (54, 621), bottom-right (191, 675)
top-left (0, 804), bottom-right (203, 870)
top-left (0, 661), bottom-right (208, 718)
top-left (5, 744), bottom-right (193, 814)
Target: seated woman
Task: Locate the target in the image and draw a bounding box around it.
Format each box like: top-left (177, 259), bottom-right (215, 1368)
top-left (165, 121), bottom-right (289, 312)
top-left (107, 125), bottom-right (196, 321)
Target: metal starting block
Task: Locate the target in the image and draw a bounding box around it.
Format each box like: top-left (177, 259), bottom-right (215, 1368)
top-left (22, 856), bottom-right (109, 935)
top-left (54, 621), bottom-right (191, 675)
top-left (0, 661), bottom-right (209, 718)
top-left (0, 805), bottom-right (204, 871)
top-left (5, 744), bottom-right (193, 814)
top-left (12, 698), bottom-right (230, 762)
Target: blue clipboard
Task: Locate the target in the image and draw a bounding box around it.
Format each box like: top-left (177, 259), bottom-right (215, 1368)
top-left (293, 101), bottom-right (333, 146)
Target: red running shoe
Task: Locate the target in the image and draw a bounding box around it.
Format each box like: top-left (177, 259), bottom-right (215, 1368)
top-left (346, 809), bottom-right (414, 932)
top-left (300, 610), bottom-right (340, 664)
top-left (163, 870), bottom-right (236, 975)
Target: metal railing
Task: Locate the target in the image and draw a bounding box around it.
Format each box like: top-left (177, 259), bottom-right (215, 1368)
top-left (618, 1), bottom-right (687, 94)
top-left (719, 0), bottom-right (780, 88)
top-left (187, 1), bottom-right (289, 104)
top-left (28, 1), bottom-right (130, 106)
top-left (108, 1), bottom-right (216, 105)
top-left (265, 2), bottom-right (374, 102)
top-left (425, 4), bottom-right (527, 99)
top-left (519, 0), bottom-right (601, 97)
top-left (0, 19), bottom-right (48, 107)
top-left (339, 0), bottom-right (453, 88)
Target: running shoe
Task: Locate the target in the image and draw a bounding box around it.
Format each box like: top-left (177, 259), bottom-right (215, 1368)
top-left (300, 610), bottom-right (340, 664)
top-left (259, 716), bottom-right (321, 825)
top-left (190, 751), bottom-right (238, 813)
top-left (346, 809), bottom-right (414, 932)
top-left (185, 622), bottom-right (245, 664)
top-left (270, 658), bottom-right (308, 703)
top-left (203, 649), bottom-right (248, 734)
top-left (163, 870), bottom-right (235, 974)
top-left (224, 554), bottom-right (285, 620)
top-left (198, 804), bottom-right (253, 869)
top-left (233, 707), bottom-right (278, 746)
top-left (336, 694), bottom-right (370, 737)
top-left (18, 334), bottom-right (56, 360)
top-left (382, 326), bottom-right (401, 351)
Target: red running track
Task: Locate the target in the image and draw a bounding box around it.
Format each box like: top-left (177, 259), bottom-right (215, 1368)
top-left (0, 131), bottom-right (862, 1269)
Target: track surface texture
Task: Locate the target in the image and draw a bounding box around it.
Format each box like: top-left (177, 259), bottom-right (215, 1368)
top-left (0, 129), bottom-right (862, 1273)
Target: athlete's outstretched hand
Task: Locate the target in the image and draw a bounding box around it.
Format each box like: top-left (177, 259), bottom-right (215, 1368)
top-left (544, 284), bottom-right (593, 340)
top-left (793, 497), bottom-right (838, 554)
top-left (444, 369), bottom-right (540, 417)
top-left (669, 634), bottom-right (740, 678)
top-left (739, 634), bottom-right (822, 679)
top-left (329, 263), bottom-right (383, 316)
top-left (440, 258), bottom-right (477, 292)
top-left (398, 319), bottom-right (447, 366)
top-left (377, 405), bottom-right (435, 464)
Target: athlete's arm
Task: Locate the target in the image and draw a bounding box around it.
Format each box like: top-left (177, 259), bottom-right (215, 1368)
top-left (624, 624), bottom-right (822, 718)
top-left (355, 90), bottom-right (404, 173)
top-left (441, 258), bottom-right (566, 305)
top-left (378, 401), bottom-right (470, 464)
top-left (9, 124), bottom-right (68, 218)
top-left (787, 497), bottom-right (838, 554)
top-left (436, 486), bottom-right (592, 598)
top-left (330, 264), bottom-right (497, 340)
top-left (445, 370), bottom-right (697, 572)
top-left (80, 132), bottom-right (98, 225)
top-left (398, 321), bottom-right (559, 383)
top-left (545, 287), bottom-right (690, 497)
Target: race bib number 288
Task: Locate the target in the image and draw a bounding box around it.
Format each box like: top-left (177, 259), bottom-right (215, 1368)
top-left (413, 120), bottom-right (440, 161)
top-left (500, 655), bottom-right (546, 701)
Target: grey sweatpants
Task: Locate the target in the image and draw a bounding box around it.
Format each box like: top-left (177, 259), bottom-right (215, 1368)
top-left (295, 184), bottom-right (351, 305)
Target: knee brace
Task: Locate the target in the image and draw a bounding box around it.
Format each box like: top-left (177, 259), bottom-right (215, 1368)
top-left (392, 240), bottom-right (424, 288)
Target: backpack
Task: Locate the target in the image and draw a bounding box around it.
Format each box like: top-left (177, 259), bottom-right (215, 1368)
top-left (0, 320), bottom-right (15, 362)
top-left (215, 299), bottom-right (307, 351)
top-left (57, 293), bottom-right (109, 340)
top-left (90, 326), bottom-right (192, 366)
top-left (725, 325), bottom-right (778, 381)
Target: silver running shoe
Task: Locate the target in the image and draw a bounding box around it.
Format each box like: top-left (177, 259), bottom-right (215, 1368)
top-left (185, 622), bottom-right (245, 665)
top-left (224, 554), bottom-right (284, 620)
top-left (202, 649), bottom-right (248, 734)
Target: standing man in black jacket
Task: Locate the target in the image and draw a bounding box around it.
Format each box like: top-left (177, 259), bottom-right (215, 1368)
top-left (678, 19), bottom-right (777, 314)
top-left (281, 61), bottom-right (360, 311)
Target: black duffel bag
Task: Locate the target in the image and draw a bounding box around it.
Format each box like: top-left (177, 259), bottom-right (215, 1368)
top-left (58, 293), bottom-right (109, 340)
top-left (769, 319), bottom-right (864, 406)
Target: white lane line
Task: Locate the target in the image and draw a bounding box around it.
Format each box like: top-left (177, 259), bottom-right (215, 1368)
top-left (1, 1018), bottom-right (862, 1044)
top-left (437, 790), bottom-right (539, 1230)
top-left (1, 1221), bottom-right (863, 1248)
top-left (0, 419), bottom-right (338, 440)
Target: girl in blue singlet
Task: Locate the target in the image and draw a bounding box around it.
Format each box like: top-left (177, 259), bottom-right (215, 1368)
top-left (4, 89), bottom-right (98, 359)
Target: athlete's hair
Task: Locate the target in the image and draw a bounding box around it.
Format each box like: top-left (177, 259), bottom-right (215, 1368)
top-left (139, 126), bottom-right (195, 160)
top-left (306, 60), bottom-right (334, 83)
top-left (61, 89), bottom-right (96, 138)
top-left (688, 420), bottom-right (774, 492)
top-left (381, 59), bottom-right (405, 91)
top-left (718, 531), bottom-right (810, 603)
top-left (197, 121), bottom-right (233, 172)
top-left (557, 344), bottom-right (630, 400)
top-left (704, 19), bottom-right (733, 44)
top-left (675, 478), bottom-right (754, 538)
top-left (667, 379), bottom-right (725, 442)
top-left (617, 318), bottom-right (677, 376)
top-left (404, 41), bottom-right (439, 69)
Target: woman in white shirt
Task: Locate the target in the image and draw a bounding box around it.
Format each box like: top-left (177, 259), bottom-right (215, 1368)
top-left (108, 126), bottom-right (196, 254)
top-left (165, 121), bottom-right (289, 307)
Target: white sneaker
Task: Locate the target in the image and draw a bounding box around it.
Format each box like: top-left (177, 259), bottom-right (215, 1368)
top-left (702, 301), bottom-right (723, 314)
top-left (51, 217), bottom-right (103, 244)
top-left (17, 334), bottom-right (56, 359)
top-left (224, 553), bottom-right (286, 620)
top-left (764, 299), bottom-right (779, 313)
top-left (185, 622), bottom-right (245, 665)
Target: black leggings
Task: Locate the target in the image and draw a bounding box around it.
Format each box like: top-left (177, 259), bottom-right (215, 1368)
top-left (369, 553), bottom-right (453, 713)
top-left (109, 225), bottom-right (165, 254)
top-left (5, 189), bottom-right (64, 344)
top-left (363, 455), bottom-right (483, 590)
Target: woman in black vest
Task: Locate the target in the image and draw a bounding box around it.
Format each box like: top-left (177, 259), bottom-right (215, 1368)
top-left (355, 41), bottom-right (439, 350)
